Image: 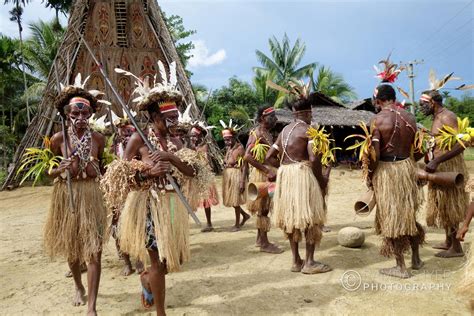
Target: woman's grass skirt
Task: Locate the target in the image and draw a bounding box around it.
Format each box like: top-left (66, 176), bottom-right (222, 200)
top-left (222, 167), bottom-right (246, 207)
top-left (43, 179), bottom-right (108, 262)
top-left (118, 189), bottom-right (189, 272)
top-left (199, 182), bottom-right (219, 209)
top-left (426, 155), bottom-right (469, 229)
top-left (273, 162), bottom-right (326, 245)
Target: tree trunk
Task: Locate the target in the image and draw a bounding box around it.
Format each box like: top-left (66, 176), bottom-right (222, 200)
top-left (17, 20), bottom-right (30, 125)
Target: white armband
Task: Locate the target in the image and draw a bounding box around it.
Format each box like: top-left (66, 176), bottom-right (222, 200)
top-left (308, 140), bottom-right (314, 144)
top-left (272, 144), bottom-right (280, 151)
top-left (372, 138), bottom-right (380, 142)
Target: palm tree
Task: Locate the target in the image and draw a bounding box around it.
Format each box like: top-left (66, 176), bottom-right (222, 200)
top-left (42, 0), bottom-right (73, 25)
top-left (253, 68), bottom-right (277, 104)
top-left (24, 20), bottom-right (65, 79)
top-left (310, 66), bottom-right (356, 103)
top-left (254, 34), bottom-right (317, 86)
top-left (21, 20), bottom-right (65, 108)
top-left (5, 0), bottom-right (31, 124)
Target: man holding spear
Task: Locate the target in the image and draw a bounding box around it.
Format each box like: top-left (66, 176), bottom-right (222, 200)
top-left (44, 75), bottom-right (109, 315)
top-left (101, 61), bottom-right (212, 315)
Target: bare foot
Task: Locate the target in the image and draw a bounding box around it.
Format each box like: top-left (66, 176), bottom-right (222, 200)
top-left (87, 310), bottom-right (97, 316)
top-left (65, 263), bottom-right (87, 278)
top-left (201, 225), bottom-right (214, 233)
top-left (135, 260), bottom-right (144, 274)
top-left (260, 243), bottom-right (284, 254)
top-left (432, 242), bottom-right (450, 250)
top-left (411, 259), bottom-right (424, 270)
top-left (72, 286), bottom-right (86, 306)
top-left (255, 238), bottom-right (262, 247)
top-left (301, 262), bottom-right (332, 274)
top-left (122, 264), bottom-right (134, 276)
top-left (434, 248), bottom-right (464, 258)
top-left (291, 259), bottom-right (304, 272)
top-left (379, 267), bottom-right (410, 279)
top-left (230, 225), bottom-right (241, 232)
top-left (240, 213), bottom-right (250, 227)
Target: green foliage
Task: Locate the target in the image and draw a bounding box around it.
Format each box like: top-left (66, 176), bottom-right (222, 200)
top-left (162, 12), bottom-right (196, 76)
top-left (17, 144), bottom-right (62, 186)
top-left (445, 94), bottom-right (474, 123)
top-left (196, 78), bottom-right (261, 141)
top-left (24, 19), bottom-right (65, 79)
top-left (310, 66), bottom-right (357, 103)
top-left (254, 34), bottom-right (317, 106)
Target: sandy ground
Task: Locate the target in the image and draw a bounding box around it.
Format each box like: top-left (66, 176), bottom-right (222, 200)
top-left (1, 163), bottom-right (473, 315)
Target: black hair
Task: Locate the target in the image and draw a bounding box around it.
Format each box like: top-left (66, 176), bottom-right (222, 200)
top-left (421, 90), bottom-right (443, 104)
top-left (374, 84), bottom-right (396, 102)
top-left (256, 104), bottom-right (273, 122)
top-left (286, 93), bottom-right (315, 111)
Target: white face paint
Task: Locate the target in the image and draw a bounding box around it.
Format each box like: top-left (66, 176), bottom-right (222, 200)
top-left (68, 103), bottom-right (92, 130)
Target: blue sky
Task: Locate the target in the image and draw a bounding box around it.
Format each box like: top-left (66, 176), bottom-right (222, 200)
top-left (1, 0), bottom-right (473, 101)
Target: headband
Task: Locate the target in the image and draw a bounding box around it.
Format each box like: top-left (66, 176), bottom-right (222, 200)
top-left (262, 107), bottom-right (275, 116)
top-left (69, 97), bottom-right (91, 107)
top-left (191, 127), bottom-right (202, 135)
top-left (420, 94), bottom-right (432, 103)
top-left (159, 101), bottom-right (178, 114)
top-left (222, 129), bottom-right (233, 137)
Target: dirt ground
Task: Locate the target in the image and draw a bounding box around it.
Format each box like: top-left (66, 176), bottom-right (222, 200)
top-left (1, 163), bottom-right (473, 315)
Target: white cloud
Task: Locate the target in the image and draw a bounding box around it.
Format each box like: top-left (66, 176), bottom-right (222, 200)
top-left (188, 40), bottom-right (226, 68)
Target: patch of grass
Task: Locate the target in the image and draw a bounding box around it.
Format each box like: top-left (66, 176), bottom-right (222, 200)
top-left (0, 168), bottom-right (6, 185)
top-left (465, 147), bottom-right (474, 161)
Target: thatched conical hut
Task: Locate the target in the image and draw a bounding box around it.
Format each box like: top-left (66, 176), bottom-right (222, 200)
top-left (3, 0), bottom-right (197, 189)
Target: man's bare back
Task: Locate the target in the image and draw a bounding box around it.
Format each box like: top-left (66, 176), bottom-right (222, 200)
top-left (371, 108), bottom-right (417, 159)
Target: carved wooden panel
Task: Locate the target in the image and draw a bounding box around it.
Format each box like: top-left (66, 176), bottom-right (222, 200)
top-left (71, 0), bottom-right (175, 117)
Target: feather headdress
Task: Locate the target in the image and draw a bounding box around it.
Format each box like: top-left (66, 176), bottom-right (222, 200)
top-left (219, 119), bottom-right (243, 136)
top-left (373, 53), bottom-right (405, 83)
top-left (427, 69), bottom-right (461, 91)
top-left (115, 60), bottom-right (183, 111)
top-left (55, 73), bottom-right (110, 116)
top-left (266, 79), bottom-right (312, 101)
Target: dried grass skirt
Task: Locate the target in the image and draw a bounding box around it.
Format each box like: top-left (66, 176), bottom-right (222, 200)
top-left (222, 167), bottom-right (246, 207)
top-left (43, 179), bottom-right (108, 262)
top-left (373, 159), bottom-right (425, 256)
top-left (426, 155), bottom-right (469, 228)
top-left (118, 189), bottom-right (189, 272)
top-left (273, 162), bottom-right (326, 244)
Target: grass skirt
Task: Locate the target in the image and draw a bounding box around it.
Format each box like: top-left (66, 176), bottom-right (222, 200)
top-left (373, 158), bottom-right (423, 239)
top-left (426, 155), bottom-right (469, 228)
top-left (118, 189), bottom-right (189, 272)
top-left (43, 179), bottom-right (108, 262)
top-left (246, 167), bottom-right (272, 215)
top-left (273, 162), bottom-right (326, 245)
top-left (458, 244), bottom-right (473, 302)
top-left (222, 167), bottom-right (246, 207)
top-left (199, 182), bottom-right (219, 209)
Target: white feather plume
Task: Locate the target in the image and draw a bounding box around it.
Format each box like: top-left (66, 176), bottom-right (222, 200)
top-left (169, 61), bottom-right (177, 87)
top-left (158, 61), bottom-right (168, 86)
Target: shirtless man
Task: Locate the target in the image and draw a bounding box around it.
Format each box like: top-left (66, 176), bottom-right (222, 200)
top-left (266, 95), bottom-right (331, 273)
top-left (45, 90), bottom-right (107, 315)
top-left (242, 105), bottom-right (283, 254)
top-left (122, 101), bottom-right (195, 316)
top-left (420, 90), bottom-right (469, 258)
top-left (190, 126), bottom-right (219, 232)
top-left (368, 84), bottom-right (425, 278)
top-left (222, 127), bottom-right (250, 231)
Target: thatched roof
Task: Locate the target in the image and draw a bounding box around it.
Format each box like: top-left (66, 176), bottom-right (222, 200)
top-left (344, 99), bottom-right (372, 110)
top-left (276, 106), bottom-right (374, 126)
